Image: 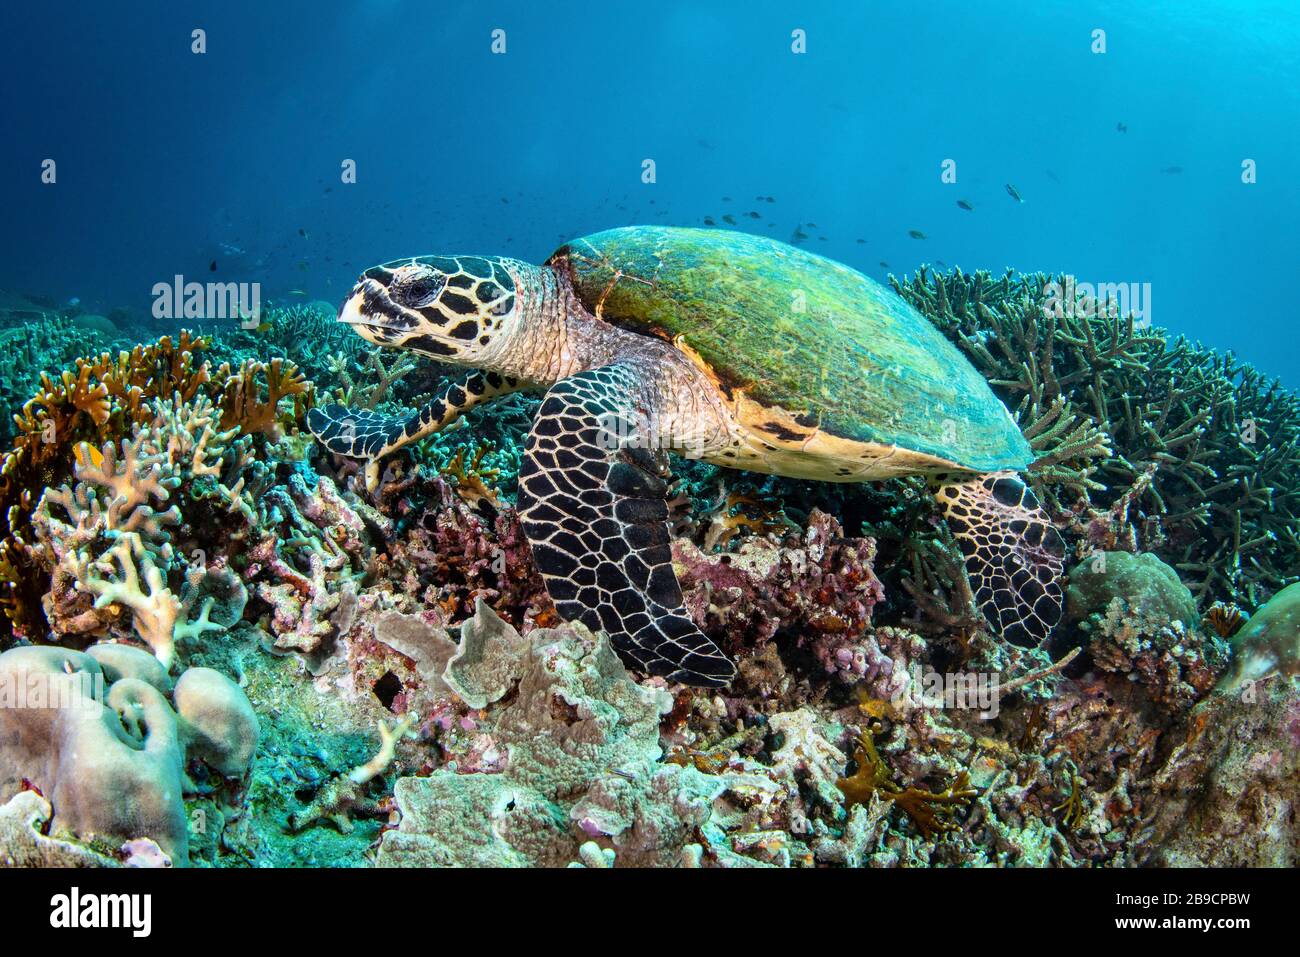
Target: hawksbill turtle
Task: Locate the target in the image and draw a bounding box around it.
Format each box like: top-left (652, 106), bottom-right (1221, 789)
top-left (308, 226), bottom-right (1065, 687)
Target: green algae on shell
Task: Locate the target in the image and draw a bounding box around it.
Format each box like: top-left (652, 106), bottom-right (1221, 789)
top-left (549, 226), bottom-right (1031, 473)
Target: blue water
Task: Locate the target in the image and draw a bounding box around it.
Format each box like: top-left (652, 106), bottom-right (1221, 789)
top-left (2, 1), bottom-right (1297, 382)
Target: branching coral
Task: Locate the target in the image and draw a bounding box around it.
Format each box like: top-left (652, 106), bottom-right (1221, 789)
top-left (836, 723), bottom-right (976, 839)
top-left (288, 713), bottom-right (417, 834)
top-left (324, 349), bottom-right (420, 410)
top-left (440, 444), bottom-right (502, 510)
top-left (215, 357), bottom-right (311, 439)
top-left (1, 332), bottom-right (221, 641)
top-left (894, 266), bottom-right (1300, 608)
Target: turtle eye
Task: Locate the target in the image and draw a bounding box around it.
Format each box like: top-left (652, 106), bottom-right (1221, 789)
top-left (394, 269), bottom-right (445, 308)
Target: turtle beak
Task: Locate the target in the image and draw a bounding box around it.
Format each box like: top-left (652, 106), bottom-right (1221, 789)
top-left (336, 278), bottom-right (410, 341)
top-left (336, 283), bottom-right (371, 328)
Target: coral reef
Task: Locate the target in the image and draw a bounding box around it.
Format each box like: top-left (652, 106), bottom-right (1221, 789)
top-left (1066, 550), bottom-right (1230, 710)
top-left (0, 283), bottom-right (1296, 870)
top-left (894, 266), bottom-right (1300, 610)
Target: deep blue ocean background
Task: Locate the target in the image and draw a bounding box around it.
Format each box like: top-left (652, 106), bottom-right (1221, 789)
top-left (2, 1), bottom-right (1296, 383)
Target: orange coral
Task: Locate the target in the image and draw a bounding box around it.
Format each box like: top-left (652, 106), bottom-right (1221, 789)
top-left (215, 357), bottom-right (311, 438)
top-left (836, 724), bottom-right (977, 839)
top-left (702, 487), bottom-right (794, 551)
top-left (442, 445), bottom-right (501, 509)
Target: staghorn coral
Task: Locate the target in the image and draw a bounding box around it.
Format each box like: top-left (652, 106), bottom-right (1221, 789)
top-left (895, 266), bottom-right (1300, 609)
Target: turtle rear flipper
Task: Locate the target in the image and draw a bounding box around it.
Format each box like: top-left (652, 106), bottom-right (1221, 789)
top-left (308, 370), bottom-right (523, 461)
top-left (518, 364), bottom-right (736, 687)
top-left (932, 471), bottom-right (1065, 646)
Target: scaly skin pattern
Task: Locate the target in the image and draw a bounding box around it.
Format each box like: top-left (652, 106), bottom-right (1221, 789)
top-left (309, 229), bottom-right (1066, 683)
top-left (516, 362), bottom-right (736, 686)
top-left (929, 470), bottom-right (1065, 646)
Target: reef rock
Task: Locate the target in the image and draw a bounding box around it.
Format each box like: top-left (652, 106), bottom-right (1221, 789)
top-left (1143, 678), bottom-right (1300, 866)
top-left (1066, 550), bottom-right (1198, 628)
top-left (1066, 551), bottom-right (1227, 709)
top-left (378, 615), bottom-right (758, 867)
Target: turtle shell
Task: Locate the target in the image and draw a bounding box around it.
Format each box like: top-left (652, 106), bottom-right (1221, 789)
top-left (548, 226), bottom-right (1031, 472)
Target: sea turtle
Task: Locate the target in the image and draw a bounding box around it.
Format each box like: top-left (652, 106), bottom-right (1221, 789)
top-left (308, 227), bottom-right (1064, 687)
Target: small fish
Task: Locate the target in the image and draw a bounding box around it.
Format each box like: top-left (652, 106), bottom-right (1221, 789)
top-left (1045, 169), bottom-right (1060, 183)
top-left (765, 196), bottom-right (775, 203)
top-left (722, 214), bottom-right (737, 225)
top-left (791, 228), bottom-right (809, 242)
top-left (209, 259), bottom-right (218, 272)
top-left (288, 289), bottom-right (308, 296)
top-left (1116, 121), bottom-right (1128, 133)
top-left (746, 210), bottom-right (762, 219)
top-left (956, 199), bottom-right (974, 211)
top-left (936, 260), bottom-right (948, 267)
top-left (908, 229), bottom-right (927, 240)
top-left (73, 442), bottom-right (103, 469)
top-left (879, 261), bottom-right (890, 269)
top-left (66, 297), bottom-right (80, 307)
top-left (721, 196), bottom-right (732, 202)
top-left (855, 238), bottom-right (866, 244)
top-left (806, 222), bottom-right (818, 228)
top-left (1005, 183), bottom-right (1024, 202)
top-left (703, 216), bottom-right (717, 226)
top-left (298, 227), bottom-right (308, 238)
top-left (1160, 166), bottom-right (1184, 174)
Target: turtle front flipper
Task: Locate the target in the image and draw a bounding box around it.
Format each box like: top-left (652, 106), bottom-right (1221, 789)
top-left (517, 364), bottom-right (736, 687)
top-left (931, 471), bottom-right (1065, 647)
top-left (307, 370), bottom-right (522, 480)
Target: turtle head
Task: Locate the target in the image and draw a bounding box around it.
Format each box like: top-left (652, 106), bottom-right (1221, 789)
top-left (337, 255), bottom-right (517, 364)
